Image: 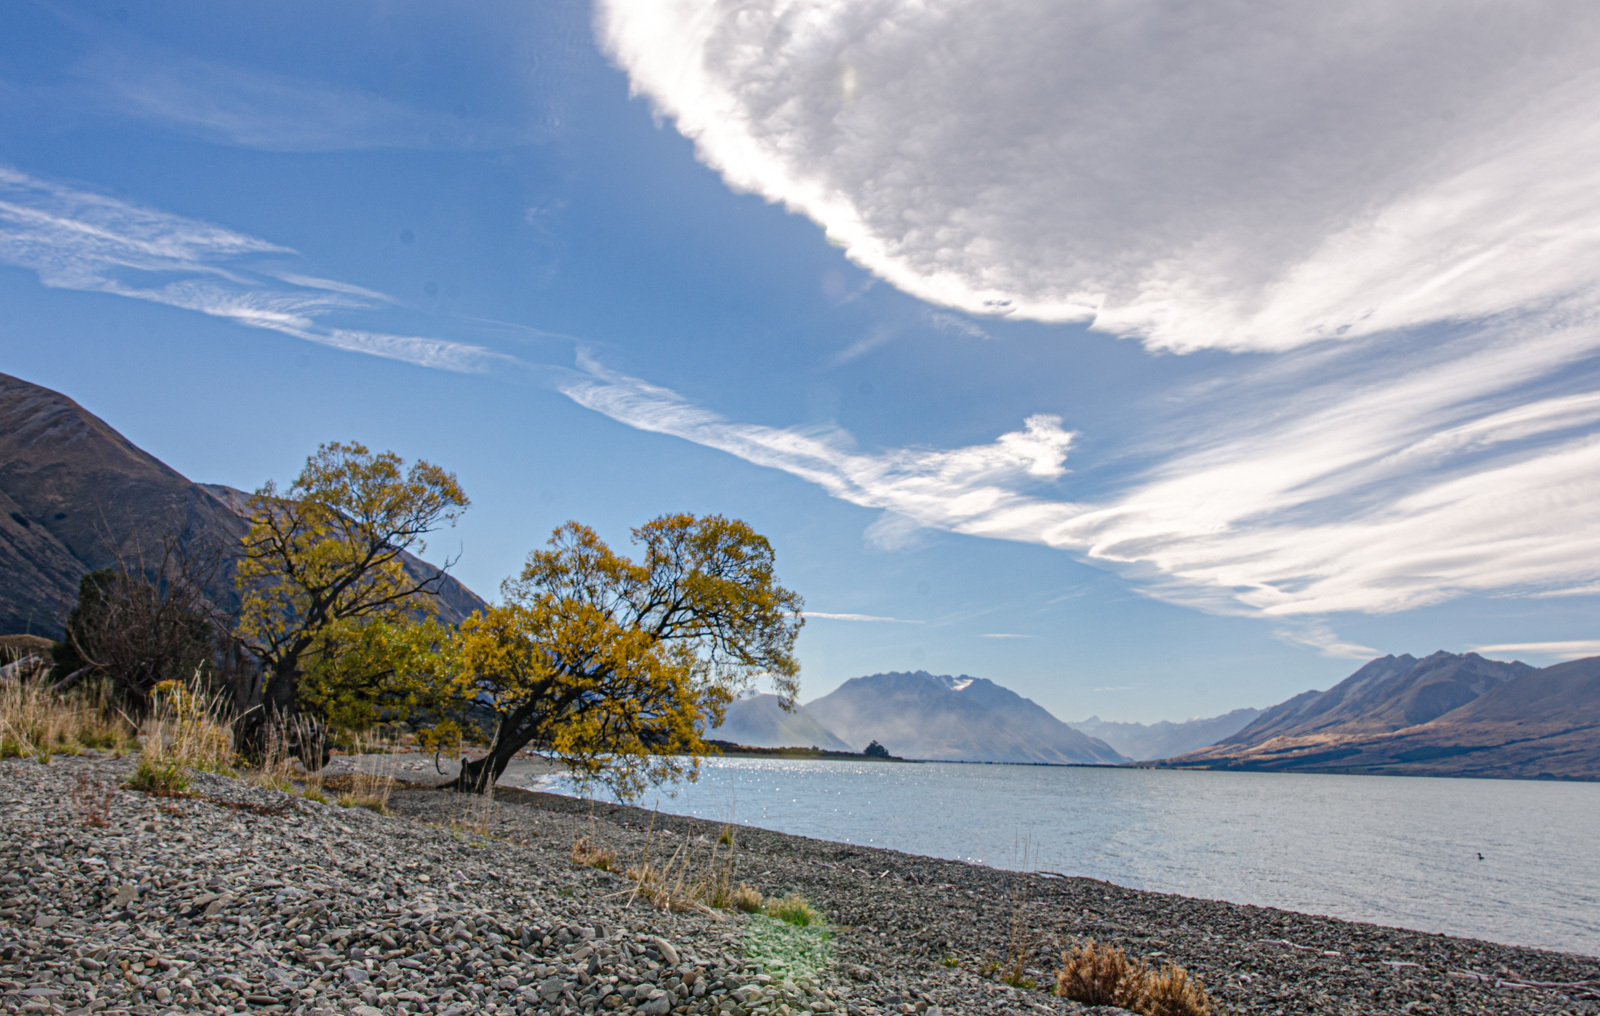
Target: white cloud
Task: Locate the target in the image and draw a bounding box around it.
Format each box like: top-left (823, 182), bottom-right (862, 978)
top-left (806, 612), bottom-right (922, 623)
top-left (979, 633), bottom-right (1035, 640)
top-left (0, 165), bottom-right (505, 373)
top-left (1468, 641), bottom-right (1600, 662)
top-left (597, 0), bottom-right (1600, 352)
top-left (557, 328), bottom-right (1600, 619)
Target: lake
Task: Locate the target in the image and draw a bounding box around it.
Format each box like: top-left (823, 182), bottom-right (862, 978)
top-left (517, 757), bottom-right (1600, 957)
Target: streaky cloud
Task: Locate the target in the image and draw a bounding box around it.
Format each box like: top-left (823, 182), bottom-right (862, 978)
top-left (807, 612), bottom-right (923, 623)
top-left (557, 321), bottom-right (1600, 622)
top-left (0, 165), bottom-right (507, 374)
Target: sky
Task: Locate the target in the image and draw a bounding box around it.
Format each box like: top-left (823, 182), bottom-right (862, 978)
top-left (3, 0), bottom-right (1600, 724)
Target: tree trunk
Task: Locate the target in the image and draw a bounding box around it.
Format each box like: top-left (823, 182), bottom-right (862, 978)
top-left (454, 741), bottom-right (518, 794)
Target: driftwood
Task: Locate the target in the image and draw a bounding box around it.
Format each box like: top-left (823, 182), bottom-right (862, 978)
top-left (50, 666), bottom-right (94, 695)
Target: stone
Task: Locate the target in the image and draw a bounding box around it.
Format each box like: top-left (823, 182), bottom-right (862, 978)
top-left (111, 884), bottom-right (137, 907)
top-left (639, 993), bottom-right (674, 1016)
top-left (352, 1007), bottom-right (385, 1016)
top-left (650, 936), bottom-right (680, 966)
top-left (342, 965), bottom-right (370, 984)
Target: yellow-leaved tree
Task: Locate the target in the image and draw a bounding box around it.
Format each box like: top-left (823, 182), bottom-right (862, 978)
top-left (233, 442), bottom-right (468, 742)
top-left (434, 514), bottom-right (803, 795)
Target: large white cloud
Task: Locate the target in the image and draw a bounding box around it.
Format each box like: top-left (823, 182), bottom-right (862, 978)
top-left (597, 0), bottom-right (1600, 352)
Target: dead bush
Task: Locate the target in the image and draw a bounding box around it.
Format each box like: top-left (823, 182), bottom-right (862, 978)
top-left (571, 836), bottom-right (617, 871)
top-left (1055, 939), bottom-right (1209, 1016)
top-left (1056, 939), bottom-right (1143, 1008)
top-left (1141, 961), bottom-right (1211, 1016)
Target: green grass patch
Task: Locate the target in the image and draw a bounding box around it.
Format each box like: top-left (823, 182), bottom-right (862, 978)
top-left (125, 756), bottom-right (191, 796)
top-left (742, 913), bottom-right (832, 982)
top-left (765, 893), bottom-right (823, 927)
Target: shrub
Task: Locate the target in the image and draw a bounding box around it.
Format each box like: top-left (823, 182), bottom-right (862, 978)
top-left (571, 836), bottom-right (617, 872)
top-left (1056, 939), bottom-right (1143, 1009)
top-left (1055, 940), bottom-right (1209, 1016)
top-left (1141, 961), bottom-right (1211, 1016)
top-left (765, 894), bottom-right (823, 928)
top-left (126, 756), bottom-right (191, 796)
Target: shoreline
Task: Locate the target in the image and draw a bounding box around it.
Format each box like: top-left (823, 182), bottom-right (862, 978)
top-left (5, 755), bottom-right (1598, 1016)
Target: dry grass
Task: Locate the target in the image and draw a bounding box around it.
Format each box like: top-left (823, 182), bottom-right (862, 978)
top-left (0, 670), bottom-right (135, 760)
top-left (327, 733), bottom-right (401, 814)
top-left (1140, 962), bottom-right (1212, 1016)
top-left (614, 817), bottom-right (758, 917)
top-left (571, 835), bottom-right (618, 871)
top-left (140, 677), bottom-right (235, 773)
top-left (984, 835), bottom-right (1042, 989)
top-left (1055, 939), bottom-right (1210, 1016)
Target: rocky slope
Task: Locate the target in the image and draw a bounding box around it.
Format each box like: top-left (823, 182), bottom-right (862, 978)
top-left (709, 694), bottom-right (854, 752)
top-left (1165, 653), bottom-right (1600, 779)
top-left (1066, 708), bottom-right (1261, 762)
top-left (805, 672), bottom-right (1124, 765)
top-left (0, 372), bottom-right (482, 637)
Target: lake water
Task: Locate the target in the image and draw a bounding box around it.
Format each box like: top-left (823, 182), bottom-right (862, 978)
top-left (517, 758), bottom-right (1600, 957)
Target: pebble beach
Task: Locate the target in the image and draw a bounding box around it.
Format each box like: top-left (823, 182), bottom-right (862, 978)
top-left (3, 754), bottom-right (1598, 1016)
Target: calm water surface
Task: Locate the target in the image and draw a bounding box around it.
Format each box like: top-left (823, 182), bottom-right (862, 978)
top-left (522, 759), bottom-right (1600, 956)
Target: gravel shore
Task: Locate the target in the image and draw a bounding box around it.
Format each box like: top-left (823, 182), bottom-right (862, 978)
top-left (3, 754), bottom-right (1598, 1016)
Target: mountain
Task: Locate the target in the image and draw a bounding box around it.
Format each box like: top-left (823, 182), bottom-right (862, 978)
top-left (1165, 652), bottom-right (1600, 780)
top-left (1214, 651), bottom-right (1531, 746)
top-left (707, 693), bottom-right (854, 751)
top-left (0, 372), bottom-right (483, 637)
top-left (1068, 708), bottom-right (1261, 761)
top-left (805, 671), bottom-right (1126, 764)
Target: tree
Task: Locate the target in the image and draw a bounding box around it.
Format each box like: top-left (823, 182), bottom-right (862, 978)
top-left (50, 535), bottom-right (226, 701)
top-left (435, 514), bottom-right (804, 795)
top-left (233, 442), bottom-right (468, 736)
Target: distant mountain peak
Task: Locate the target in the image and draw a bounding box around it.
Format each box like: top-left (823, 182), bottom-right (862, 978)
top-left (806, 670), bottom-right (1124, 765)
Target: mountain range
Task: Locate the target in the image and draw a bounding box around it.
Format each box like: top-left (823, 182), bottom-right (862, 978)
top-left (1165, 651), bottom-right (1600, 779)
top-left (804, 671), bottom-right (1126, 764)
top-left (707, 693), bottom-right (854, 752)
top-left (1067, 708), bottom-right (1262, 761)
top-left (0, 372), bottom-right (481, 637)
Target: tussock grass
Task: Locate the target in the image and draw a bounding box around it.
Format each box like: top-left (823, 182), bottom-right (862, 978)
top-left (765, 894), bottom-right (822, 927)
top-left (140, 677), bottom-right (235, 773)
top-left (615, 816), bottom-right (760, 917)
top-left (0, 670), bottom-right (135, 760)
top-left (126, 755), bottom-right (192, 796)
top-left (1055, 939), bottom-right (1210, 1016)
top-left (571, 835), bottom-right (618, 871)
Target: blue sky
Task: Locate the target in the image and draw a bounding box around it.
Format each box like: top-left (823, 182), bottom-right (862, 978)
top-left (4, 0), bottom-right (1600, 723)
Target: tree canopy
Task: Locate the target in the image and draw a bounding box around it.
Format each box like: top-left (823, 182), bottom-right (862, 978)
top-left (436, 514), bottom-right (804, 795)
top-left (233, 441), bottom-right (468, 727)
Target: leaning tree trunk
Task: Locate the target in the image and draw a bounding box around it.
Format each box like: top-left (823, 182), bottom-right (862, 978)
top-left (454, 740), bottom-right (517, 794)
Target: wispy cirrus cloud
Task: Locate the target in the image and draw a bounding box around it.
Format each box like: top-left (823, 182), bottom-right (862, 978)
top-left (1468, 641), bottom-right (1600, 662)
top-left (598, 0), bottom-right (1600, 354)
top-left (0, 165), bottom-right (505, 373)
top-left (807, 612), bottom-right (923, 623)
top-left (556, 320), bottom-right (1600, 622)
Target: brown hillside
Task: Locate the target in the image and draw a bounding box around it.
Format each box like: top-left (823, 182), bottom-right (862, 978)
top-left (0, 372), bottom-right (483, 637)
